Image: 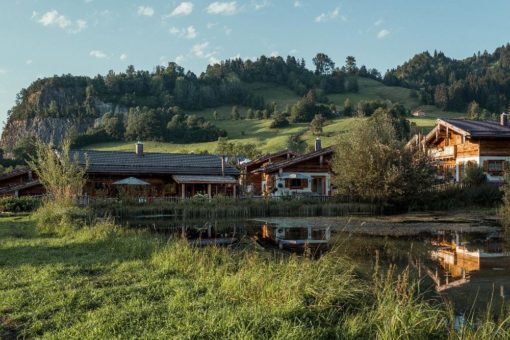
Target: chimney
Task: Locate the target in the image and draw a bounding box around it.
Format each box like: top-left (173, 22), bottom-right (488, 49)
top-left (135, 141), bottom-right (144, 156)
top-left (221, 156), bottom-right (225, 176)
top-left (500, 113), bottom-right (509, 127)
top-left (315, 137), bottom-right (322, 151)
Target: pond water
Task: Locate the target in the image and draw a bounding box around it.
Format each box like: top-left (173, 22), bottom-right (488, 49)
top-left (120, 215), bottom-right (510, 314)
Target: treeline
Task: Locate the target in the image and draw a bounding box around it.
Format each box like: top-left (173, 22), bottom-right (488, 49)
top-left (384, 44), bottom-right (510, 113)
top-left (72, 106), bottom-right (227, 147)
top-left (8, 54), bottom-right (378, 121)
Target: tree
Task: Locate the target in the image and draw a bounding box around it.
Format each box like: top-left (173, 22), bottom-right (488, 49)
top-left (27, 139), bottom-right (88, 205)
top-left (332, 113), bottom-right (434, 205)
top-left (286, 133), bottom-right (307, 153)
top-left (309, 114), bottom-right (325, 136)
top-left (463, 164), bottom-right (487, 186)
top-left (312, 53), bottom-right (335, 75)
top-left (213, 110), bottom-right (219, 120)
top-left (467, 101), bottom-right (480, 120)
top-left (255, 110), bottom-right (263, 120)
top-left (270, 111), bottom-right (290, 128)
top-left (344, 98), bottom-right (353, 116)
top-left (103, 113), bottom-right (125, 139)
top-left (247, 108), bottom-right (254, 119)
top-left (231, 106), bottom-right (240, 120)
top-left (345, 56), bottom-right (357, 74)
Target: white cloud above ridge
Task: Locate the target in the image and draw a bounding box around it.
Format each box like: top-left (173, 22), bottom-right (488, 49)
top-left (89, 50), bottom-right (108, 59)
top-left (377, 29), bottom-right (390, 38)
top-left (315, 7), bottom-right (344, 23)
top-left (137, 6), bottom-right (154, 17)
top-left (33, 10), bottom-right (87, 33)
top-left (170, 2), bottom-right (194, 16)
top-left (206, 2), bottom-right (237, 15)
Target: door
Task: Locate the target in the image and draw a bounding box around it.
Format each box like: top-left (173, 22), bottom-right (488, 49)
top-left (311, 177), bottom-right (324, 195)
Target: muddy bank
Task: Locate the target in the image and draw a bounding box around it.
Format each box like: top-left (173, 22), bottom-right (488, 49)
top-left (258, 211), bottom-right (501, 236)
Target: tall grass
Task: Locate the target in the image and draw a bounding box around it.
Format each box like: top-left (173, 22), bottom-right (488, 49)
top-left (1, 216), bottom-right (509, 338)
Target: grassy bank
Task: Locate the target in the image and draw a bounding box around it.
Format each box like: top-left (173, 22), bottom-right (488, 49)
top-left (1, 214), bottom-right (510, 338)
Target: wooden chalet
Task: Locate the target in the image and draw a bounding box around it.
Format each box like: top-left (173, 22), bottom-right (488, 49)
top-left (411, 114), bottom-right (510, 182)
top-left (0, 169), bottom-right (44, 197)
top-left (0, 143), bottom-right (241, 199)
top-left (249, 139), bottom-right (334, 197)
top-left (242, 149), bottom-right (299, 195)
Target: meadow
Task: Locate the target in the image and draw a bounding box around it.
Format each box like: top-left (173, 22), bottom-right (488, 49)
top-left (87, 78), bottom-right (465, 154)
top-left (1, 214), bottom-right (509, 339)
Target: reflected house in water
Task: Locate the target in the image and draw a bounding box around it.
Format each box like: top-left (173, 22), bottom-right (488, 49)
top-left (424, 232), bottom-right (510, 292)
top-left (260, 223), bottom-right (331, 250)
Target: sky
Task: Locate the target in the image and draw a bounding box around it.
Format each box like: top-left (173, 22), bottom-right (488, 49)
top-left (1, 0), bottom-right (510, 129)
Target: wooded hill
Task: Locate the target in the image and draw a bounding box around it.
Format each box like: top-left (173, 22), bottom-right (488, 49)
top-left (6, 45), bottom-right (510, 156)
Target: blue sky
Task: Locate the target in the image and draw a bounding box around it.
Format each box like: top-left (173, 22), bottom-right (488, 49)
top-left (1, 0), bottom-right (510, 128)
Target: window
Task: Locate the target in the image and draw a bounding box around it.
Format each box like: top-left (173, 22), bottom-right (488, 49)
top-left (486, 160), bottom-right (505, 176)
top-left (287, 179), bottom-right (308, 189)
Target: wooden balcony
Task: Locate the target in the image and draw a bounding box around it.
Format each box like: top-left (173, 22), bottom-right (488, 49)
top-left (429, 145), bottom-right (456, 159)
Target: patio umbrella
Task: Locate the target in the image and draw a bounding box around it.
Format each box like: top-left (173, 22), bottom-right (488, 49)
top-left (113, 177), bottom-right (150, 186)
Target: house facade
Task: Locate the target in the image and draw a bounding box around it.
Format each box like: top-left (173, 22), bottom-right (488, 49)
top-left (248, 140), bottom-right (334, 197)
top-left (415, 114), bottom-right (510, 182)
top-left (0, 143), bottom-right (241, 199)
top-left (242, 149), bottom-right (299, 195)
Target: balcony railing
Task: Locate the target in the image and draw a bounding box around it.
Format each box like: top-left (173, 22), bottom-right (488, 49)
top-left (429, 145), bottom-right (456, 159)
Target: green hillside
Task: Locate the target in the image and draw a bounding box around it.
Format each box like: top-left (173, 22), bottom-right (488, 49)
top-left (88, 78), bottom-right (465, 154)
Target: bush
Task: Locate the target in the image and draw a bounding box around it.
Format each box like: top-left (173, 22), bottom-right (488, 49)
top-left (33, 202), bottom-right (93, 236)
top-left (0, 196), bottom-right (41, 212)
top-left (464, 165), bottom-right (487, 186)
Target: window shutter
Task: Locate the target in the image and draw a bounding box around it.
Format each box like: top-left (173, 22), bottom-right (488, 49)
top-left (482, 160), bottom-right (489, 171)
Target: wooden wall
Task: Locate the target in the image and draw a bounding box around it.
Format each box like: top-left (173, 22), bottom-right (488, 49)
top-left (479, 139), bottom-right (510, 157)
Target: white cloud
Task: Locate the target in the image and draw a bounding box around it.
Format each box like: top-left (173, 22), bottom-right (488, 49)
top-left (89, 50), bottom-right (108, 59)
top-left (137, 6), bottom-right (154, 17)
top-left (253, 0), bottom-right (270, 10)
top-left (224, 26), bottom-right (232, 35)
top-left (0, 69), bottom-right (6, 75)
top-left (206, 2), bottom-right (237, 15)
top-left (209, 56), bottom-right (220, 65)
top-left (170, 2), bottom-right (194, 16)
top-left (175, 55), bottom-right (185, 64)
top-left (192, 42), bottom-right (210, 58)
top-left (289, 49), bottom-right (298, 54)
top-left (207, 22), bottom-right (218, 29)
top-left (377, 29), bottom-right (390, 39)
top-left (170, 25), bottom-right (198, 39)
top-left (315, 7), bottom-right (344, 23)
top-left (374, 19), bottom-right (383, 26)
top-left (26, 60), bottom-right (33, 65)
top-left (33, 10), bottom-right (87, 33)
top-left (120, 53), bottom-right (128, 61)
top-left (270, 51), bottom-right (279, 57)
top-left (293, 1), bottom-right (302, 7)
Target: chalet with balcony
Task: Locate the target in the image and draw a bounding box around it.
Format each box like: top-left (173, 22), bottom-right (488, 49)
top-left (0, 143), bottom-right (241, 199)
top-left (249, 139), bottom-right (334, 197)
top-left (412, 114), bottom-right (510, 182)
top-left (0, 169), bottom-right (44, 197)
top-left (242, 149), bottom-right (299, 195)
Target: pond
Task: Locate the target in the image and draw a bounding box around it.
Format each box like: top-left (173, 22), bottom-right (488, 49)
top-left (119, 214), bottom-right (510, 315)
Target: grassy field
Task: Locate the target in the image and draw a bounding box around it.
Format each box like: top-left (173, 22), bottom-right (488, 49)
top-left (1, 213), bottom-right (508, 338)
top-left (87, 78), bottom-right (465, 154)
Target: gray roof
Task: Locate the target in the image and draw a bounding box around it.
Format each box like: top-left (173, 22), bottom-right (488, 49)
top-left (443, 119), bottom-right (510, 138)
top-left (256, 147), bottom-right (334, 173)
top-left (172, 175), bottom-right (238, 184)
top-left (71, 150), bottom-right (240, 176)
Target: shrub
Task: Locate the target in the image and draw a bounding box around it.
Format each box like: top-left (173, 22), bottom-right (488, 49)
top-left (463, 165), bottom-right (487, 186)
top-left (0, 196), bottom-right (41, 212)
top-left (33, 202), bottom-right (93, 236)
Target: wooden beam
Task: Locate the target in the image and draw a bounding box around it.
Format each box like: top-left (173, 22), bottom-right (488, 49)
top-left (181, 183), bottom-right (185, 199)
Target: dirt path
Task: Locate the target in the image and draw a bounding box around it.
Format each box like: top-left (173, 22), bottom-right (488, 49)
top-left (257, 211), bottom-right (501, 236)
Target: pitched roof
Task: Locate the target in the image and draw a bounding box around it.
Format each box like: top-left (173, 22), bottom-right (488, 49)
top-left (70, 150), bottom-right (240, 176)
top-left (255, 147), bottom-right (334, 173)
top-left (172, 175), bottom-right (238, 184)
top-left (0, 169), bottom-right (30, 182)
top-left (243, 149), bottom-right (299, 168)
top-left (441, 119), bottom-right (510, 138)
top-left (0, 180), bottom-right (41, 195)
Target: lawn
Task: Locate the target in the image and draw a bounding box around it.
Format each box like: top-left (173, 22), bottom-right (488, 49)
top-left (1, 213), bottom-right (506, 338)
